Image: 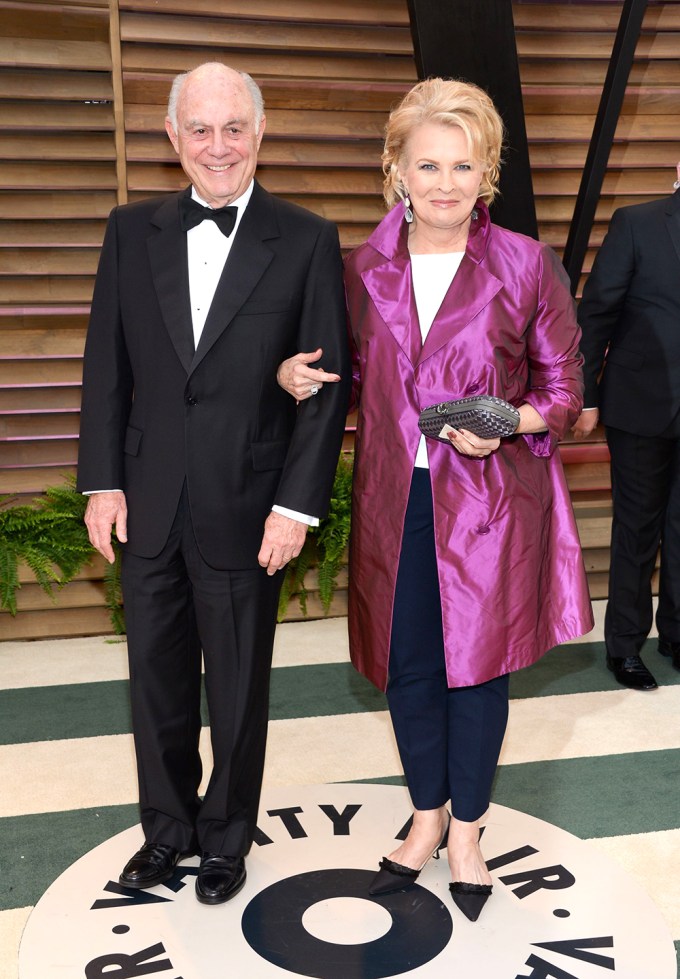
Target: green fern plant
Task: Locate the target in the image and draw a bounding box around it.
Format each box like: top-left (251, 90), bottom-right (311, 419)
top-left (0, 477), bottom-right (94, 616)
top-left (2, 457), bottom-right (354, 632)
top-left (278, 452), bottom-right (354, 620)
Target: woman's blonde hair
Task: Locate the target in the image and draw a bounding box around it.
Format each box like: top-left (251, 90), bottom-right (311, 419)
top-left (382, 78), bottom-right (504, 208)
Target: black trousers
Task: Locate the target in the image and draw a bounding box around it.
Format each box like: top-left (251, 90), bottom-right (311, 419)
top-left (386, 469), bottom-right (509, 823)
top-left (605, 419), bottom-right (680, 658)
top-left (121, 487), bottom-right (282, 857)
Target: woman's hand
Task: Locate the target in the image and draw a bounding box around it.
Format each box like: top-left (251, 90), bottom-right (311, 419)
top-left (446, 428), bottom-right (500, 458)
top-left (277, 347), bottom-right (341, 402)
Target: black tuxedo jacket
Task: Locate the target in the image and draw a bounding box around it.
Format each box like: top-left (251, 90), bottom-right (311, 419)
top-left (77, 182), bottom-right (351, 567)
top-left (578, 188), bottom-right (680, 436)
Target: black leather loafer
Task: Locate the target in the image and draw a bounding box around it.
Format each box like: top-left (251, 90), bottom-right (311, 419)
top-left (119, 842), bottom-right (183, 889)
top-left (196, 854), bottom-right (246, 905)
top-left (606, 653), bottom-right (658, 690)
top-left (658, 639), bottom-right (680, 672)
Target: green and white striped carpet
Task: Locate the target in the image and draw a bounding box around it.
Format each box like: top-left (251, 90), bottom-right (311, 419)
top-left (1, 602), bottom-right (679, 977)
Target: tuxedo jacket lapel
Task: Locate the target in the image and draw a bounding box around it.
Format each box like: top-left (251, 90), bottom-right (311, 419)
top-left (147, 192), bottom-right (194, 374)
top-left (190, 182), bottom-right (278, 375)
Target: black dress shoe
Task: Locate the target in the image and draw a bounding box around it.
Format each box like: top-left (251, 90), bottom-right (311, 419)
top-left (606, 653), bottom-right (658, 690)
top-left (196, 853), bottom-right (246, 905)
top-left (119, 842), bottom-right (183, 889)
top-left (658, 639), bottom-right (680, 671)
top-left (449, 881), bottom-right (492, 922)
top-left (368, 818), bottom-right (450, 896)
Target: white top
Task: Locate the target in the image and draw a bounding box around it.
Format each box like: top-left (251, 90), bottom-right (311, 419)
top-left (410, 252), bottom-right (465, 468)
top-left (187, 181), bottom-right (253, 348)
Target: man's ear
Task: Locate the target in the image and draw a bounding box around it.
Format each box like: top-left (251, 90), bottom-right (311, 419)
top-left (165, 117), bottom-right (180, 154)
top-left (256, 115), bottom-right (267, 149)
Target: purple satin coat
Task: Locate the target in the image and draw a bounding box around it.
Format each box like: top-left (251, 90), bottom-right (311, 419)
top-left (345, 201), bottom-right (594, 691)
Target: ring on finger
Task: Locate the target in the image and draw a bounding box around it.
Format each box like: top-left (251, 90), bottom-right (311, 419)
top-left (310, 385), bottom-right (319, 396)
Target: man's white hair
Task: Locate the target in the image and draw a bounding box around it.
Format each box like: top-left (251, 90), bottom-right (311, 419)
top-left (167, 63), bottom-right (265, 131)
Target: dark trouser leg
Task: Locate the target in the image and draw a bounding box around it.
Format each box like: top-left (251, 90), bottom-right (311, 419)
top-left (605, 425), bottom-right (676, 658)
top-left (187, 552), bottom-right (281, 857)
top-left (387, 469), bottom-right (509, 817)
top-left (656, 429), bottom-right (680, 643)
top-left (122, 488), bottom-right (282, 856)
top-left (121, 496), bottom-right (203, 853)
top-left (447, 675), bottom-right (509, 822)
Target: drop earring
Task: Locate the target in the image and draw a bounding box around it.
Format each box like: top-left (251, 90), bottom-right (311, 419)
top-left (404, 193), bottom-right (414, 224)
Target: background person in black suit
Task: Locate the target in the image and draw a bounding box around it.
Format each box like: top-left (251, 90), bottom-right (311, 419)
top-left (572, 163), bottom-right (680, 690)
top-left (76, 62), bottom-right (350, 904)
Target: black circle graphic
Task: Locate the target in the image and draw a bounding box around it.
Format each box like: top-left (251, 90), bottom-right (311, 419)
top-left (241, 869), bottom-right (452, 978)
top-left (112, 925), bottom-right (130, 935)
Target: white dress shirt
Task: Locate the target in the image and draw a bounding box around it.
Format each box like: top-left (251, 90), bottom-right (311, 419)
top-left (410, 252), bottom-right (465, 468)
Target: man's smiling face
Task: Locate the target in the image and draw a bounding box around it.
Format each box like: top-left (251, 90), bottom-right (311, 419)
top-left (165, 65), bottom-right (265, 208)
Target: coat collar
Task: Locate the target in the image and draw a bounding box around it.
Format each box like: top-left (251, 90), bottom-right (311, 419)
top-left (146, 181), bottom-right (279, 376)
top-left (360, 200), bottom-right (502, 367)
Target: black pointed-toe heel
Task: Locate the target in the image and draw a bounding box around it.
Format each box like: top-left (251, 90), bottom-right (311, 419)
top-left (368, 819), bottom-right (450, 896)
top-left (449, 881), bottom-right (492, 921)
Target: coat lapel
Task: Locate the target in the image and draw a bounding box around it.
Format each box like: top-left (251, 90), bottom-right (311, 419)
top-left (418, 254), bottom-right (503, 366)
top-left (189, 182), bottom-right (277, 375)
top-left (361, 203), bottom-right (421, 367)
top-left (147, 191), bottom-right (194, 374)
top-left (665, 189), bottom-right (680, 269)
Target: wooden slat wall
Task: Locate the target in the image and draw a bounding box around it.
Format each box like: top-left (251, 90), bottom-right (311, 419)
top-left (2, 0), bottom-right (677, 637)
top-left (515, 0), bottom-right (679, 599)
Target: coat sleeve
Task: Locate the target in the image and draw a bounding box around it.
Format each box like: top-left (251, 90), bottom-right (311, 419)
top-left (76, 208), bottom-right (134, 492)
top-left (576, 207), bottom-right (635, 408)
top-left (272, 219), bottom-right (352, 518)
top-left (520, 243), bottom-right (585, 458)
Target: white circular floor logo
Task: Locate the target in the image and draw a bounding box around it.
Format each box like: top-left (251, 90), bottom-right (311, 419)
top-left (19, 784), bottom-right (675, 978)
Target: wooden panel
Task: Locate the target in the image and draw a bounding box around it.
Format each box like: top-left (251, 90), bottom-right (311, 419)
top-left (0, 133), bottom-right (116, 161)
top-left (0, 67), bottom-right (112, 100)
top-left (126, 132), bottom-right (383, 167)
top-left (125, 104), bottom-right (388, 138)
top-left (0, 37), bottom-right (111, 70)
top-left (0, 386), bottom-right (81, 410)
top-left (123, 74), bottom-right (409, 112)
top-left (121, 46), bottom-right (417, 82)
top-left (0, 278), bottom-right (95, 303)
top-left (120, 0), bottom-right (410, 25)
top-left (0, 328), bottom-right (86, 356)
top-left (0, 606), bottom-right (113, 641)
top-left (0, 191), bottom-right (117, 219)
top-left (0, 220), bottom-right (106, 246)
top-left (0, 3), bottom-right (109, 38)
top-left (119, 12), bottom-right (412, 55)
top-left (1, 464), bottom-right (77, 495)
top-left (513, 3), bottom-right (680, 31)
top-left (0, 100), bottom-right (115, 130)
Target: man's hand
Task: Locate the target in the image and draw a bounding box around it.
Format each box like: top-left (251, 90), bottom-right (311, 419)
top-left (571, 407), bottom-right (599, 440)
top-left (277, 347), bottom-right (341, 402)
top-left (258, 511), bottom-right (308, 576)
top-left (84, 491), bottom-right (128, 564)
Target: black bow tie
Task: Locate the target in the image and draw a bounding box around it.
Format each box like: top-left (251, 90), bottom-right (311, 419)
top-left (179, 196), bottom-right (238, 237)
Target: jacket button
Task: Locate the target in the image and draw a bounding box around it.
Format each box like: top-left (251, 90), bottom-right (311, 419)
top-left (476, 525), bottom-right (490, 535)
top-left (186, 395), bottom-right (198, 406)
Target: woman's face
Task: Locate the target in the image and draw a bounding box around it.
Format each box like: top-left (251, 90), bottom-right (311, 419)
top-left (398, 123), bottom-right (484, 234)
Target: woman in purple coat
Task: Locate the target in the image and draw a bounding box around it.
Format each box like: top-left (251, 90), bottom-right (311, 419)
top-left (280, 78), bottom-right (593, 922)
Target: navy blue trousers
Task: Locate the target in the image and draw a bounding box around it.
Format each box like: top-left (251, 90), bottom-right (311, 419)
top-left (387, 468), bottom-right (509, 822)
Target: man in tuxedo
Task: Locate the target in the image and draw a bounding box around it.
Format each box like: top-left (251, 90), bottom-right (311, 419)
top-left (77, 62), bottom-right (350, 903)
top-left (572, 164), bottom-right (680, 690)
